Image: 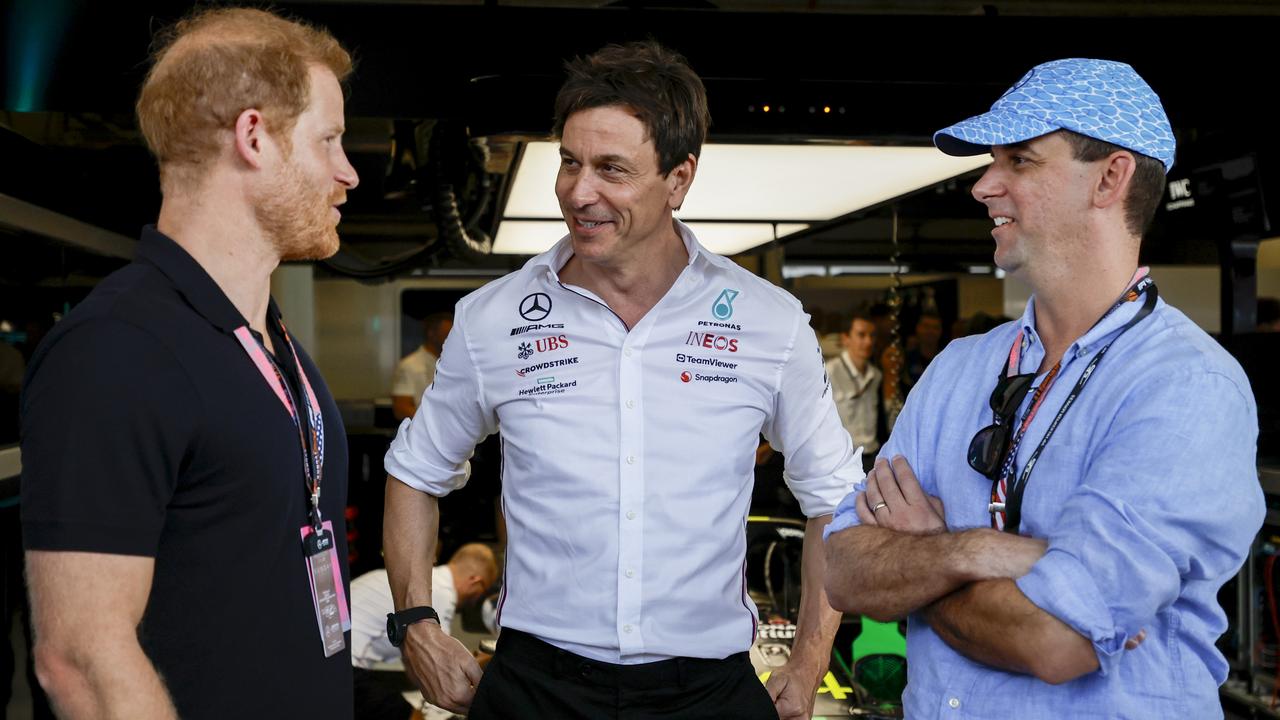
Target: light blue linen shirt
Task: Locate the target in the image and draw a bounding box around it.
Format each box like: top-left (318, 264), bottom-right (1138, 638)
top-left (827, 288), bottom-right (1262, 719)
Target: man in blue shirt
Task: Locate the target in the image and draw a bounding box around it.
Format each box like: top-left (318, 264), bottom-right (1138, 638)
top-left (824, 58), bottom-right (1263, 718)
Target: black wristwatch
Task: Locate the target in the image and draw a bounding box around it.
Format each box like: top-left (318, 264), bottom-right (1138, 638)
top-left (387, 606), bottom-right (440, 647)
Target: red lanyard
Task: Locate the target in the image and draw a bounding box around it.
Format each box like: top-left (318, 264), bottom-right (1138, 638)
top-left (234, 321), bottom-right (326, 530)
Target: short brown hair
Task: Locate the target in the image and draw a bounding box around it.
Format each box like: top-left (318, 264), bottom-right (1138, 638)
top-left (1061, 130), bottom-right (1166, 237)
top-left (553, 40), bottom-right (710, 176)
top-left (136, 7), bottom-right (351, 188)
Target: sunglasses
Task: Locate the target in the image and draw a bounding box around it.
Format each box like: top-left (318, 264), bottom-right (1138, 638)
top-left (967, 372), bottom-right (1036, 479)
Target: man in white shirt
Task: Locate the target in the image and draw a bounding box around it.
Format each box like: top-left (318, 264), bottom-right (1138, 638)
top-left (826, 312), bottom-right (881, 473)
top-left (352, 544), bottom-right (497, 720)
top-left (351, 543), bottom-right (498, 669)
top-left (382, 40), bottom-right (859, 720)
top-left (391, 311), bottom-right (453, 420)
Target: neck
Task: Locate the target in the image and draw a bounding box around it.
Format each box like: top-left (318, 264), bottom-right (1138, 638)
top-left (1028, 256), bottom-right (1138, 371)
top-left (560, 221), bottom-right (688, 325)
top-left (845, 351), bottom-right (869, 374)
top-left (157, 188), bottom-right (280, 337)
top-left (424, 342), bottom-right (442, 358)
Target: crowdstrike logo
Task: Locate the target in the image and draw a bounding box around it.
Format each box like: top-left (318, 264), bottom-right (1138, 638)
top-left (515, 356), bottom-right (580, 377)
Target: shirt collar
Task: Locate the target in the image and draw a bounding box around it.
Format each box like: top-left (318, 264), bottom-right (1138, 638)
top-left (839, 351), bottom-right (876, 381)
top-left (524, 219), bottom-right (715, 281)
top-left (1017, 276), bottom-right (1157, 367)
top-left (133, 225), bottom-right (281, 335)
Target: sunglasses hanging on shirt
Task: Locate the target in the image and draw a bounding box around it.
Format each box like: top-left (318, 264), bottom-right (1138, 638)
top-left (968, 272), bottom-right (1157, 534)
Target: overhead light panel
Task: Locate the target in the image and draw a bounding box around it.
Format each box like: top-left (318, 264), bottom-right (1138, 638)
top-left (496, 142), bottom-right (990, 256)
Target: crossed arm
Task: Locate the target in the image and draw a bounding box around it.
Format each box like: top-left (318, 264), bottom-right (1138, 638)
top-left (823, 457), bottom-right (1108, 684)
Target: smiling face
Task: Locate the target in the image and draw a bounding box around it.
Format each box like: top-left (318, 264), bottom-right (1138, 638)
top-left (255, 64), bottom-right (359, 261)
top-left (970, 131), bottom-right (1098, 279)
top-left (554, 105), bottom-right (694, 269)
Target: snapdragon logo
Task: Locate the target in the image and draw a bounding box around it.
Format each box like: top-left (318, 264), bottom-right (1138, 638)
top-left (680, 372), bottom-right (738, 384)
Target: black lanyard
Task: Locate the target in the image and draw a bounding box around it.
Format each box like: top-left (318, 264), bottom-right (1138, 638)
top-left (995, 279), bottom-right (1158, 534)
top-left (234, 320), bottom-right (326, 532)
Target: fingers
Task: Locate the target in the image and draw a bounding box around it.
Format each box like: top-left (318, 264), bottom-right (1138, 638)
top-left (772, 681), bottom-right (805, 720)
top-left (854, 491), bottom-right (878, 526)
top-left (1125, 629), bottom-right (1147, 651)
top-left (874, 457), bottom-right (907, 509)
top-left (764, 672), bottom-right (786, 702)
top-left (890, 455), bottom-right (927, 504)
top-left (462, 655), bottom-right (485, 686)
top-left (927, 494), bottom-right (945, 521)
top-left (863, 464), bottom-right (885, 511)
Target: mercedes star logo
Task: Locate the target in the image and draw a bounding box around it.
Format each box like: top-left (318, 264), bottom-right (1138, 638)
top-left (519, 293), bottom-right (552, 321)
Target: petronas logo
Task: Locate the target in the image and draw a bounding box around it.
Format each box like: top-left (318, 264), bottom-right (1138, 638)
top-left (712, 289), bottom-right (739, 320)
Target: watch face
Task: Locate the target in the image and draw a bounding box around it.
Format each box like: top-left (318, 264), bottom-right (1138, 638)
top-left (387, 613), bottom-right (402, 647)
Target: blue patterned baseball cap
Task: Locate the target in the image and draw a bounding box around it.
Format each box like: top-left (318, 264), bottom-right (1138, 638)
top-left (934, 58), bottom-right (1175, 173)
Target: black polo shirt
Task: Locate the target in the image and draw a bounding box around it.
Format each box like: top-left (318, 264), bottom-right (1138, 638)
top-left (21, 226), bottom-right (352, 718)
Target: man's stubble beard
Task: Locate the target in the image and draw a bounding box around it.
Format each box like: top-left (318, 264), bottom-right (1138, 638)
top-left (256, 156), bottom-right (341, 262)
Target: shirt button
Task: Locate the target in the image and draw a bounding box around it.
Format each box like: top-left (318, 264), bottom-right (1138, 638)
top-left (948, 698), bottom-right (960, 709)
top-left (625, 399), bottom-right (635, 409)
top-left (624, 348), bottom-right (633, 357)
top-left (625, 569), bottom-right (634, 578)
top-left (623, 624), bottom-right (633, 634)
top-left (626, 455), bottom-right (636, 465)
top-left (626, 511), bottom-right (636, 520)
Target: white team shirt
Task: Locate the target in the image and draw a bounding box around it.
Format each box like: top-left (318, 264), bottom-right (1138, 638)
top-left (386, 221), bottom-right (859, 663)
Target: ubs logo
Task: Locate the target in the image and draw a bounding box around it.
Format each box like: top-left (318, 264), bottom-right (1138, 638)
top-left (519, 293), bottom-right (552, 321)
top-left (516, 335), bottom-right (570, 359)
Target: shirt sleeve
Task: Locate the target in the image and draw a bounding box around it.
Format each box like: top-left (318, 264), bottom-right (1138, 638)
top-left (1014, 369), bottom-right (1263, 676)
top-left (762, 314), bottom-right (862, 518)
top-left (384, 303), bottom-right (497, 497)
top-left (21, 318), bottom-right (198, 556)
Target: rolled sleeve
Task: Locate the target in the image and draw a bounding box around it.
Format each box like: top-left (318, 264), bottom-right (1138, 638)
top-left (384, 303), bottom-right (496, 496)
top-left (1017, 548), bottom-right (1131, 673)
top-left (824, 485), bottom-right (867, 540)
top-left (765, 315), bottom-right (861, 518)
top-left (1015, 369), bottom-right (1262, 676)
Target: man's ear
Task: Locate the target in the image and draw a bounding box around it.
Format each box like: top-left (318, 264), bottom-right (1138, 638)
top-left (1094, 150), bottom-right (1136, 212)
top-left (233, 108), bottom-right (268, 170)
top-left (667, 153), bottom-right (698, 211)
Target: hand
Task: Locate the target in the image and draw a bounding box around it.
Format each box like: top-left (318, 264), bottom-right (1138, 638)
top-left (855, 456), bottom-right (946, 534)
top-left (1125, 629), bottom-right (1146, 651)
top-left (401, 621), bottom-right (483, 714)
top-left (765, 658), bottom-right (821, 720)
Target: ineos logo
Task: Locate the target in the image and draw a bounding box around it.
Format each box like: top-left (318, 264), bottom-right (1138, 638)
top-left (519, 293), bottom-right (552, 321)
